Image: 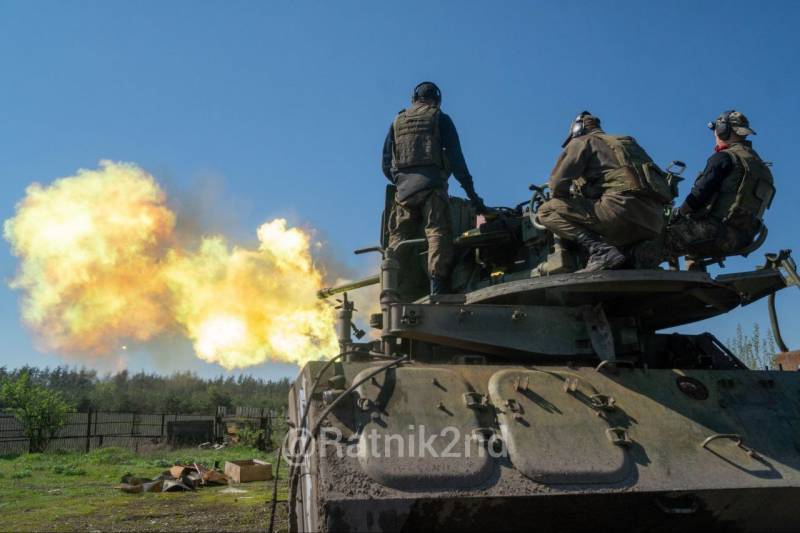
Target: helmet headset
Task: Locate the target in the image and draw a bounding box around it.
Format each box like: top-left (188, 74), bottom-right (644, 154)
top-left (412, 81), bottom-right (442, 104)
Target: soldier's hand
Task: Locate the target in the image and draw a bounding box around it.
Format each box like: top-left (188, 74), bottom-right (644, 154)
top-left (470, 195), bottom-right (488, 214)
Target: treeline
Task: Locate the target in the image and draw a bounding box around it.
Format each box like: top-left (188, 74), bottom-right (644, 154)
top-left (0, 366), bottom-right (290, 414)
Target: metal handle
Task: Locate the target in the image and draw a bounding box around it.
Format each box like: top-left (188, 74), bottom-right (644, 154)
top-left (701, 433), bottom-right (760, 459)
top-left (589, 394), bottom-right (616, 411)
top-left (605, 427), bottom-right (631, 447)
top-left (463, 392), bottom-right (486, 409)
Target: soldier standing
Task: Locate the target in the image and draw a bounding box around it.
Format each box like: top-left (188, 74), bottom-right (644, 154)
top-left (666, 110), bottom-right (774, 268)
top-left (381, 81), bottom-right (486, 295)
top-left (537, 112), bottom-right (671, 273)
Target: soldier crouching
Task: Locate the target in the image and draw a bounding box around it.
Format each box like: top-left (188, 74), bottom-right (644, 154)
top-left (537, 112), bottom-right (671, 273)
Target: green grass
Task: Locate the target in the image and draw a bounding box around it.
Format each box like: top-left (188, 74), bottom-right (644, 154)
top-left (0, 445), bottom-right (289, 532)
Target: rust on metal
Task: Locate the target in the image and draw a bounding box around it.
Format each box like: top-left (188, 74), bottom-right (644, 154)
top-left (776, 350), bottom-right (800, 371)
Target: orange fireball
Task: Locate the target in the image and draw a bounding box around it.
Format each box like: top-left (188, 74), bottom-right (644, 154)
top-left (3, 161), bottom-right (338, 369)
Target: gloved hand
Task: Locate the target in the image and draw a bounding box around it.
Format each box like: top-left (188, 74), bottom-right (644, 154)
top-left (469, 194), bottom-right (488, 214)
top-left (463, 182), bottom-right (487, 214)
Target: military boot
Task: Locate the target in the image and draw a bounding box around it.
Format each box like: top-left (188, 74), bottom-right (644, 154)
top-left (534, 238), bottom-right (578, 276)
top-left (575, 232), bottom-right (626, 273)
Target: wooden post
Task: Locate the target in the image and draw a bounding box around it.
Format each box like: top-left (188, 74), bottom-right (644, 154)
top-left (85, 410), bottom-right (92, 453)
top-left (259, 412), bottom-right (270, 451)
top-left (160, 413), bottom-right (165, 441)
top-left (215, 407), bottom-right (223, 443)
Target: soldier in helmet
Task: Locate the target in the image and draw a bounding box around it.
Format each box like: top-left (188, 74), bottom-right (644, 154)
top-left (537, 112), bottom-right (671, 273)
top-left (381, 81), bottom-right (486, 295)
top-left (666, 110), bottom-right (775, 268)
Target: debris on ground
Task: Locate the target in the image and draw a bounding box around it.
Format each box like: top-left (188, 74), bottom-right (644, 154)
top-left (198, 441), bottom-right (226, 450)
top-left (118, 462), bottom-right (229, 493)
top-left (224, 459), bottom-right (273, 483)
top-left (219, 487), bottom-right (248, 494)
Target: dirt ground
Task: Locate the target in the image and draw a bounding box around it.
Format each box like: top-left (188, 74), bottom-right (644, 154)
top-left (48, 488), bottom-right (289, 532)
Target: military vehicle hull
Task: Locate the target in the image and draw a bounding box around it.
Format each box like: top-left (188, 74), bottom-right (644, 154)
top-left (282, 189), bottom-right (800, 532)
top-left (286, 268), bottom-right (800, 532)
top-left (288, 361), bottom-right (800, 532)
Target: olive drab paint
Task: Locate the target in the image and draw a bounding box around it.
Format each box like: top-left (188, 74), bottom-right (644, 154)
top-left (538, 130), bottom-right (666, 247)
top-left (287, 103), bottom-right (797, 531)
top-left (593, 133), bottom-right (673, 204)
top-left (709, 142), bottom-right (775, 228)
top-left (392, 102), bottom-right (446, 173)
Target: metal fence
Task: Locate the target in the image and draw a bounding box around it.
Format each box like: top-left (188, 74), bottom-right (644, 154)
top-left (0, 406), bottom-right (286, 454)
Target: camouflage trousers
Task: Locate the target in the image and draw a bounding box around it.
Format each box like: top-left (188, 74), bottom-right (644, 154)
top-left (388, 187), bottom-right (453, 280)
top-left (665, 216), bottom-right (754, 259)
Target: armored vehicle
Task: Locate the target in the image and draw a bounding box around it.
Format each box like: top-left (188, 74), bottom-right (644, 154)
top-left (282, 184), bottom-right (800, 532)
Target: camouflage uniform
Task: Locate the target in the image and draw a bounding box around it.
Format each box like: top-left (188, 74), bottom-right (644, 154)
top-left (665, 216), bottom-right (753, 259)
top-left (666, 111), bottom-right (774, 263)
top-left (538, 129), bottom-right (667, 247)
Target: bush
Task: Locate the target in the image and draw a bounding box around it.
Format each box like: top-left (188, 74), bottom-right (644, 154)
top-left (0, 373), bottom-right (71, 453)
top-left (236, 426), bottom-right (265, 449)
top-left (11, 468), bottom-right (32, 479)
top-left (85, 447), bottom-right (136, 465)
top-left (53, 464), bottom-right (86, 476)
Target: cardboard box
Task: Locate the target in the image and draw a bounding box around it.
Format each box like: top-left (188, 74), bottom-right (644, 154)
top-left (224, 459), bottom-right (273, 483)
top-left (170, 465), bottom-right (190, 478)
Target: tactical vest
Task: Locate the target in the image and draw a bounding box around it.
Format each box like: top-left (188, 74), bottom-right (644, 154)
top-left (594, 134), bottom-right (673, 204)
top-left (708, 142), bottom-right (775, 229)
top-left (392, 103), bottom-right (445, 171)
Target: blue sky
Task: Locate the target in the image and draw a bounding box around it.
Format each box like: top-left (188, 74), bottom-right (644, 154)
top-left (0, 1), bottom-right (798, 380)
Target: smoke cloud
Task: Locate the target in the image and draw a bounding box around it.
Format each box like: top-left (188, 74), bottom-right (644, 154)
top-left (3, 161), bottom-right (340, 369)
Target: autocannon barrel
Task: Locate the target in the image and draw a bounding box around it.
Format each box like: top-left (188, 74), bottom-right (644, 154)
top-left (317, 274), bottom-right (380, 299)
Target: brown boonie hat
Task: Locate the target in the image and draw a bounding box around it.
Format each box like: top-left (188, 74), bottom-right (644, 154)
top-left (728, 111), bottom-right (756, 136)
top-left (708, 110), bottom-right (756, 136)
